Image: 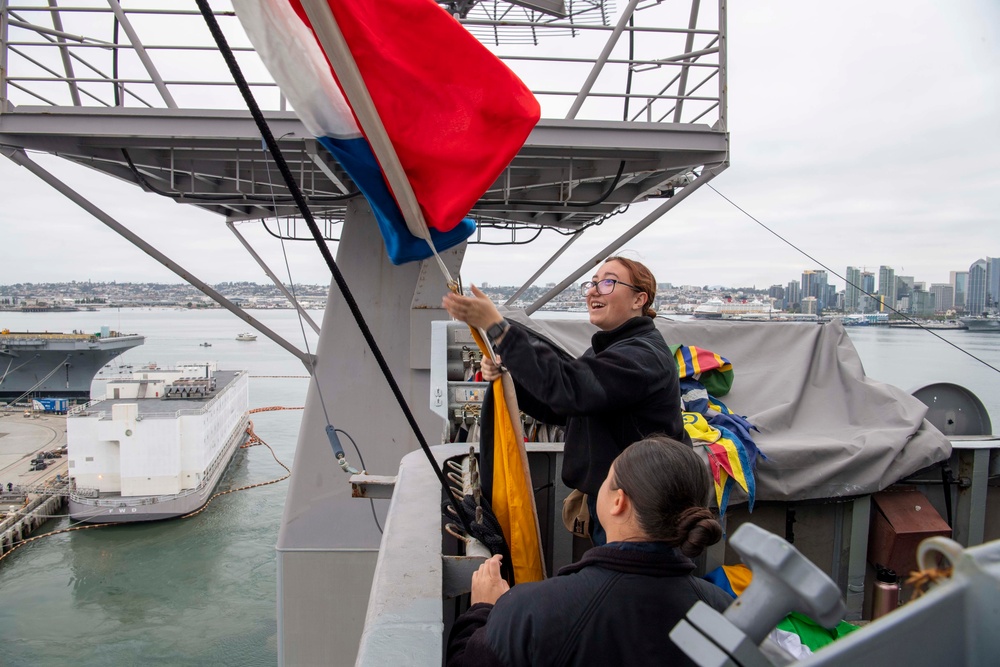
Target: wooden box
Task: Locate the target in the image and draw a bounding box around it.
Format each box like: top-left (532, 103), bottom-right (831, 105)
top-left (868, 489), bottom-right (952, 579)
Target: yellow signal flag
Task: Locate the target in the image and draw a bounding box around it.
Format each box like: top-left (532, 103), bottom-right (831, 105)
top-left (470, 326), bottom-right (545, 584)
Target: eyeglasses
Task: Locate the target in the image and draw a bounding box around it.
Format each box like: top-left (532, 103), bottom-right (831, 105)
top-left (581, 279), bottom-right (642, 296)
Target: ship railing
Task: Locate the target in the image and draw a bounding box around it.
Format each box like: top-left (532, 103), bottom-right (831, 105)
top-left (1, 2), bottom-right (725, 128)
top-left (70, 488), bottom-right (199, 508)
top-left (71, 407), bottom-right (208, 421)
top-left (0, 332), bottom-right (141, 343)
top-left (77, 374), bottom-right (246, 421)
top-left (68, 398), bottom-right (103, 416)
top-left (353, 434), bottom-right (1000, 665)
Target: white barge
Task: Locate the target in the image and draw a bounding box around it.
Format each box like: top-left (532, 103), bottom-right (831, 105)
top-left (66, 362), bottom-right (249, 523)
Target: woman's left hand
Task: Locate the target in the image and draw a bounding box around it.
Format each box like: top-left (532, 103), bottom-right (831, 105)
top-left (471, 554), bottom-right (510, 605)
top-left (442, 285), bottom-right (503, 331)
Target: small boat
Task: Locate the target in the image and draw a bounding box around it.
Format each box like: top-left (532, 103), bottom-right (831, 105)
top-left (199, 342), bottom-right (212, 347)
top-left (235, 332), bottom-right (257, 341)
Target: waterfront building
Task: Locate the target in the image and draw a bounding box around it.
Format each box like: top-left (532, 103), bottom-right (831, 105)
top-left (878, 266), bottom-right (896, 312)
top-left (801, 296), bottom-right (818, 315)
top-left (951, 270), bottom-right (968, 312)
top-left (800, 269), bottom-right (829, 312)
top-left (861, 271), bottom-right (875, 296)
top-left (845, 266), bottom-right (861, 313)
top-left (910, 287), bottom-right (935, 317)
top-left (930, 283), bottom-right (954, 313)
top-left (895, 275), bottom-right (914, 312)
top-left (967, 259), bottom-right (989, 314)
top-left (800, 271), bottom-right (818, 303)
top-left (786, 280), bottom-right (801, 311)
top-left (989, 257), bottom-right (1000, 310)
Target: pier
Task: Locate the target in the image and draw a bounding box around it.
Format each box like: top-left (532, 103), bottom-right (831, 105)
top-left (0, 412), bottom-right (70, 558)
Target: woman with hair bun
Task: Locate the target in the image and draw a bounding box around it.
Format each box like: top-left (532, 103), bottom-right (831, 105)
top-left (443, 256), bottom-right (689, 544)
top-left (447, 436), bottom-right (732, 667)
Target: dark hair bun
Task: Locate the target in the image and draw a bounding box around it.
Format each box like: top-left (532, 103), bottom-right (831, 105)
top-left (676, 507), bottom-right (722, 558)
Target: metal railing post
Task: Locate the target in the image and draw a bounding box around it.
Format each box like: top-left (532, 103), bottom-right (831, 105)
top-left (1, 0), bottom-right (9, 112)
top-left (565, 0), bottom-right (642, 120)
top-left (46, 0), bottom-right (81, 106)
top-left (106, 0), bottom-right (177, 108)
top-left (671, 0), bottom-right (701, 123)
top-left (717, 0), bottom-right (728, 130)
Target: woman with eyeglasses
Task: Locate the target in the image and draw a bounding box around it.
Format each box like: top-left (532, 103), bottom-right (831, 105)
top-left (446, 436), bottom-right (730, 667)
top-left (442, 256), bottom-right (689, 544)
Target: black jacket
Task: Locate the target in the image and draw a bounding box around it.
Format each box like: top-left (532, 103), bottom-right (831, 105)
top-left (446, 543), bottom-right (733, 667)
top-left (497, 316), bottom-right (688, 496)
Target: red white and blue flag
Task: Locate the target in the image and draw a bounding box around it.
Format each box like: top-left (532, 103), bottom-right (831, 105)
top-left (234, 0), bottom-right (540, 264)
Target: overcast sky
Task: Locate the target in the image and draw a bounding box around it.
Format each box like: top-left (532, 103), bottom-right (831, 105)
top-left (1, 0), bottom-right (997, 292)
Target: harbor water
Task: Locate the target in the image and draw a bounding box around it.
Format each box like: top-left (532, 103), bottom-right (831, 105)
top-left (0, 309), bottom-right (997, 666)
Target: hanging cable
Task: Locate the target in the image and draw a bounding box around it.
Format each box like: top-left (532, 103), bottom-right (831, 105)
top-left (708, 184), bottom-right (1000, 375)
top-left (195, 0), bottom-right (473, 537)
top-left (261, 147), bottom-right (363, 479)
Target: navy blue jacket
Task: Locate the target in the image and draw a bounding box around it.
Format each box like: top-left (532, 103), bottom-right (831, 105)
top-left (446, 543), bottom-right (732, 667)
top-left (498, 316), bottom-right (689, 496)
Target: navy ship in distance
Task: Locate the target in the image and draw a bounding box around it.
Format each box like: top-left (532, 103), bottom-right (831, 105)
top-left (960, 314), bottom-right (1000, 333)
top-left (0, 328), bottom-right (144, 401)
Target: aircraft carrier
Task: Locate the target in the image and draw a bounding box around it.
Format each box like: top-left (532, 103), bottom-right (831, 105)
top-left (0, 329), bottom-right (144, 401)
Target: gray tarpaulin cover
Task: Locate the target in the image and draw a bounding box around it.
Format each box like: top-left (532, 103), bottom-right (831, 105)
top-left (505, 313), bottom-right (952, 503)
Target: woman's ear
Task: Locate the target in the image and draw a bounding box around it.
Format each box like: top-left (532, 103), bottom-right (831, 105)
top-left (633, 291), bottom-right (648, 311)
top-left (608, 488), bottom-right (628, 517)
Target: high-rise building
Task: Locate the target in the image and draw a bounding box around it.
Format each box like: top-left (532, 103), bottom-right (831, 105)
top-left (861, 272), bottom-right (875, 295)
top-left (896, 276), bottom-right (914, 300)
top-left (801, 269), bottom-right (829, 312)
top-left (801, 296), bottom-right (817, 315)
top-left (967, 259), bottom-right (988, 314)
top-left (988, 257), bottom-right (1000, 310)
top-left (860, 272), bottom-right (876, 311)
top-left (930, 283), bottom-right (954, 312)
top-left (950, 271), bottom-right (968, 311)
top-left (845, 267), bottom-right (861, 313)
top-left (878, 266), bottom-right (896, 311)
top-left (910, 287), bottom-right (935, 317)
top-left (801, 270), bottom-right (818, 300)
top-left (768, 284), bottom-right (785, 301)
top-left (786, 280), bottom-right (801, 311)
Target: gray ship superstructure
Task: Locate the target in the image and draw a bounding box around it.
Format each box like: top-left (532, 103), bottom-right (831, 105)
top-left (0, 329), bottom-right (144, 401)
